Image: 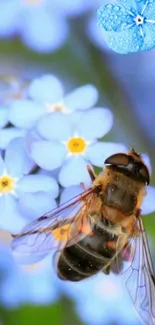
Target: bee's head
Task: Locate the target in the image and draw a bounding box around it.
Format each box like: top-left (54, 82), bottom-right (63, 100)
top-left (104, 149), bottom-right (150, 185)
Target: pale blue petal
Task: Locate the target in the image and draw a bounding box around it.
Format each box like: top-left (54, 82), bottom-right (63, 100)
top-left (141, 23), bottom-right (155, 51)
top-left (0, 156), bottom-right (5, 174)
top-left (0, 195), bottom-right (27, 233)
top-left (101, 27), bottom-right (143, 54)
top-left (141, 153), bottom-right (152, 175)
top-left (17, 174), bottom-right (59, 198)
top-left (0, 127), bottom-right (26, 150)
top-left (63, 85), bottom-right (98, 112)
top-left (143, 1), bottom-right (155, 20)
top-left (98, 4), bottom-right (133, 32)
top-left (58, 156), bottom-right (92, 187)
top-left (18, 192), bottom-right (57, 221)
top-left (5, 137), bottom-right (35, 177)
top-left (141, 186), bottom-right (155, 215)
top-left (117, 0), bottom-right (138, 10)
top-left (0, 107), bottom-right (9, 128)
top-left (60, 185), bottom-right (84, 204)
top-left (86, 142), bottom-right (127, 167)
top-left (29, 74), bottom-right (64, 103)
top-left (30, 140), bottom-right (66, 170)
top-left (9, 100), bottom-right (45, 129)
top-left (77, 108), bottom-right (113, 140)
top-left (0, 1), bottom-right (19, 37)
top-left (87, 15), bottom-right (112, 52)
top-left (36, 112), bottom-right (73, 140)
top-left (20, 10), bottom-right (68, 53)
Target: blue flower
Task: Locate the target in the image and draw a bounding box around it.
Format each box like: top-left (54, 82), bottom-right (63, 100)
top-left (9, 75), bottom-right (99, 129)
top-left (0, 137), bottom-right (58, 233)
top-left (0, 0), bottom-right (68, 53)
top-left (0, 243), bottom-right (59, 308)
top-left (27, 108), bottom-right (127, 187)
top-left (97, 0), bottom-right (155, 54)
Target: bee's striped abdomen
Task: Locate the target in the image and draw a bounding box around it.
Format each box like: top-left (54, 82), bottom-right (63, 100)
top-left (57, 220), bottom-right (118, 281)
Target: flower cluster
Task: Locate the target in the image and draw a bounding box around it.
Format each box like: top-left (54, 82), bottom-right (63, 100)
top-left (0, 73), bottom-right (155, 325)
top-left (97, 0), bottom-right (155, 54)
top-left (0, 0), bottom-right (95, 53)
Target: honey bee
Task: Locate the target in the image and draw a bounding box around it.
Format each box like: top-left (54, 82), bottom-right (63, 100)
top-left (12, 148), bottom-right (155, 325)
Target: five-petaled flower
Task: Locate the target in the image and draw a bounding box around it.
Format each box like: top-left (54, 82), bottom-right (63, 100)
top-left (0, 137), bottom-right (58, 233)
top-left (27, 109), bottom-right (127, 187)
top-left (98, 0), bottom-right (155, 54)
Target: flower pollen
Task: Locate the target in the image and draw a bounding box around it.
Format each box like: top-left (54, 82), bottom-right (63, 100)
top-left (0, 176), bottom-right (15, 194)
top-left (46, 103), bottom-right (66, 113)
top-left (67, 137), bottom-right (86, 154)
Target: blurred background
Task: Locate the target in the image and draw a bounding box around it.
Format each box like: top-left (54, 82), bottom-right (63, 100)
top-left (0, 0), bottom-right (155, 325)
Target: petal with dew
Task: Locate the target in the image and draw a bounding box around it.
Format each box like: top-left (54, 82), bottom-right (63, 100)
top-left (58, 156), bottom-right (91, 187)
top-left (141, 186), bottom-right (155, 215)
top-left (18, 191), bottom-right (57, 221)
top-left (5, 137), bottom-right (35, 177)
top-left (0, 106), bottom-right (9, 128)
top-left (0, 127), bottom-right (26, 150)
top-left (0, 195), bottom-right (27, 233)
top-left (29, 74), bottom-right (64, 103)
top-left (9, 100), bottom-right (45, 129)
top-left (63, 85), bottom-right (98, 112)
top-left (30, 140), bottom-right (66, 170)
top-left (77, 108), bottom-right (113, 141)
top-left (86, 142), bottom-right (127, 167)
top-left (17, 174), bottom-right (59, 198)
top-left (36, 112), bottom-right (74, 141)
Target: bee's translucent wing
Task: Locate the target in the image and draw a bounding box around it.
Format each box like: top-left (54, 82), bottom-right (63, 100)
top-left (11, 188), bottom-right (95, 261)
top-left (121, 217), bottom-right (155, 325)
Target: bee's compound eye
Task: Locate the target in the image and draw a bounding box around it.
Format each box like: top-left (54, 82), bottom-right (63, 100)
top-left (139, 165), bottom-right (150, 185)
top-left (104, 153), bottom-right (129, 167)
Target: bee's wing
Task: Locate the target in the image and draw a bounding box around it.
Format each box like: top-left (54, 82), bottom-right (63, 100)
top-left (11, 188), bottom-right (95, 261)
top-left (121, 217), bottom-right (155, 325)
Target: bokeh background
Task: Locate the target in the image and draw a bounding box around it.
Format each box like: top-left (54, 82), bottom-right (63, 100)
top-left (0, 0), bottom-right (155, 325)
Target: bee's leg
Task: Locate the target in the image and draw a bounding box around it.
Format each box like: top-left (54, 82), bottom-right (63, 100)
top-left (87, 165), bottom-right (97, 182)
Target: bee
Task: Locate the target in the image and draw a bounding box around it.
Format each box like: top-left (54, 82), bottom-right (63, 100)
top-left (12, 148), bottom-right (155, 325)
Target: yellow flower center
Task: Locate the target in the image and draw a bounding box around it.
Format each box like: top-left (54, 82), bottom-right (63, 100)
top-left (0, 176), bottom-right (15, 193)
top-left (67, 137), bottom-right (86, 154)
top-left (46, 103), bottom-right (65, 113)
top-left (52, 224), bottom-right (71, 241)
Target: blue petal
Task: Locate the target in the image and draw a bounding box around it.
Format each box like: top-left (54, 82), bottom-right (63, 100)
top-left (87, 14), bottom-right (112, 52)
top-left (30, 140), bottom-right (66, 170)
top-left (0, 156), bottom-right (5, 174)
top-left (60, 185), bottom-right (84, 204)
top-left (141, 23), bottom-right (155, 51)
top-left (63, 85), bottom-right (98, 112)
top-left (0, 106), bottom-right (9, 128)
top-left (36, 112), bottom-right (74, 140)
top-left (98, 4), bottom-right (134, 32)
top-left (100, 26), bottom-right (144, 54)
top-left (0, 127), bottom-right (26, 150)
top-left (58, 156), bottom-right (92, 187)
top-left (117, 0), bottom-right (138, 11)
top-left (5, 137), bottom-right (35, 177)
top-left (29, 74), bottom-right (64, 103)
top-left (18, 192), bottom-right (57, 221)
top-left (20, 10), bottom-right (69, 53)
top-left (0, 1), bottom-right (19, 37)
top-left (141, 186), bottom-right (155, 215)
top-left (9, 100), bottom-right (45, 129)
top-left (77, 108), bottom-right (113, 140)
top-left (141, 153), bottom-right (152, 174)
top-left (86, 142), bottom-right (127, 167)
top-left (17, 174), bottom-right (59, 198)
top-left (0, 195), bottom-right (27, 233)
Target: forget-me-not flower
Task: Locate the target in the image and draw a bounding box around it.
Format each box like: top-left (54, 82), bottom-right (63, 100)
top-left (0, 137), bottom-right (58, 233)
top-left (28, 108), bottom-right (127, 187)
top-left (9, 75), bottom-right (99, 129)
top-left (98, 0), bottom-right (155, 54)
top-left (0, 0), bottom-right (69, 53)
